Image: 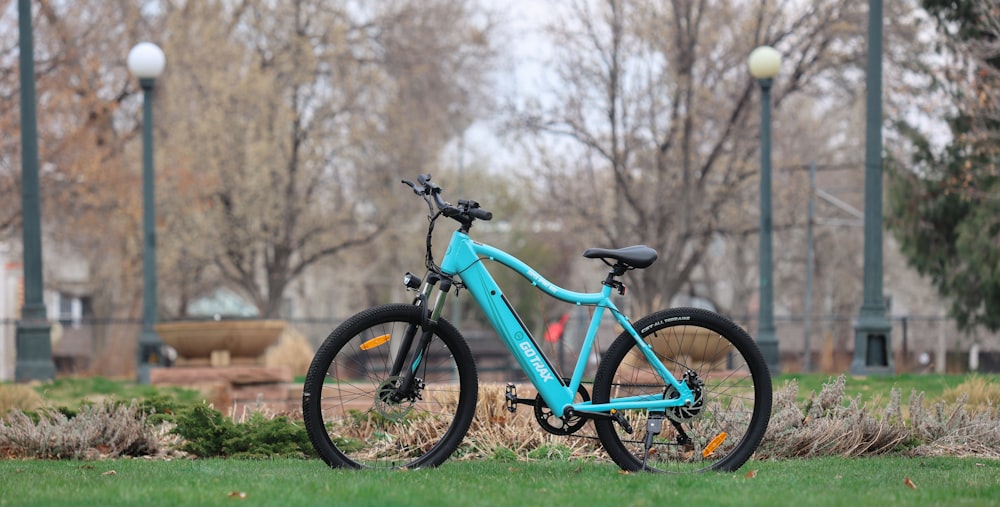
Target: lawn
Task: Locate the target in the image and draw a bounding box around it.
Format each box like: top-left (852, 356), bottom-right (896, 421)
top-left (2, 373), bottom-right (998, 506)
top-left (22, 372), bottom-right (995, 410)
top-left (778, 373), bottom-right (979, 405)
top-left (0, 456), bottom-right (997, 507)
top-left (29, 376), bottom-right (203, 409)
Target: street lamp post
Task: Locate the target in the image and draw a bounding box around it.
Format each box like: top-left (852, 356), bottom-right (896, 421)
top-left (127, 42), bottom-right (166, 383)
top-left (748, 46), bottom-right (782, 376)
top-left (851, 0), bottom-right (894, 375)
top-left (15, 0), bottom-right (56, 382)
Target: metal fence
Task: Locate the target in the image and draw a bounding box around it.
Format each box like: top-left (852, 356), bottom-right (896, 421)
top-left (2, 313), bottom-right (999, 381)
top-left (732, 314), bottom-right (1000, 374)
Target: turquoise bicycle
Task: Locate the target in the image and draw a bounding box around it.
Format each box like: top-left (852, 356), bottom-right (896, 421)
top-left (302, 174), bottom-right (771, 472)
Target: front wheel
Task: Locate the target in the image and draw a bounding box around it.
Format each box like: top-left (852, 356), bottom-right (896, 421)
top-left (302, 304), bottom-right (478, 469)
top-left (592, 308), bottom-right (771, 473)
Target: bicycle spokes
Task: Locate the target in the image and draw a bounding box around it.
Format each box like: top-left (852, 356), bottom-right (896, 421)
top-left (592, 308), bottom-right (771, 473)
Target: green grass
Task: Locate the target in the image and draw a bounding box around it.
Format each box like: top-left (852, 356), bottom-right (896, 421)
top-left (2, 374), bottom-right (999, 506)
top-left (17, 373), bottom-right (993, 411)
top-left (0, 457), bottom-right (997, 507)
top-left (775, 373), bottom-right (988, 406)
top-left (28, 377), bottom-right (202, 410)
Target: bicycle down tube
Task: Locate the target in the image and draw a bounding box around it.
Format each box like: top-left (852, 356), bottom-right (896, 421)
top-left (437, 229), bottom-right (693, 418)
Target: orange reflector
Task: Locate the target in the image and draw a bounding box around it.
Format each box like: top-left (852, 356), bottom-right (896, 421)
top-left (360, 334), bottom-right (391, 350)
top-left (702, 432), bottom-right (728, 458)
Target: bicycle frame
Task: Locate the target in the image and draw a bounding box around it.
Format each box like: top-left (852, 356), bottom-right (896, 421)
top-left (437, 229), bottom-right (693, 418)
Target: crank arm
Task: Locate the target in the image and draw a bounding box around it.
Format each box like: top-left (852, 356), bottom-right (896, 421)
top-left (564, 409), bottom-right (634, 434)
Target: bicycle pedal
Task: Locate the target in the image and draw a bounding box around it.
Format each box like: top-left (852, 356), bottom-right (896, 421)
top-left (611, 409), bottom-right (633, 434)
top-left (505, 383), bottom-right (518, 413)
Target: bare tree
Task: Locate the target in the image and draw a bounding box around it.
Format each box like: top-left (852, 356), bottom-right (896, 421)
top-left (154, 0), bottom-right (497, 317)
top-left (0, 0), bottom-right (497, 379)
top-left (511, 0), bottom-right (869, 315)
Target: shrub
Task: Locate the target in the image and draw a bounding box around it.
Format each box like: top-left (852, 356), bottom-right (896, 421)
top-left (171, 404), bottom-right (233, 457)
top-left (908, 389), bottom-right (1000, 458)
top-left (171, 404), bottom-right (315, 459)
top-left (761, 375), bottom-right (1000, 459)
top-left (138, 393), bottom-right (203, 425)
top-left (414, 381), bottom-right (1000, 462)
top-left (0, 400), bottom-right (158, 459)
top-left (760, 376), bottom-right (910, 458)
top-left (7, 377), bottom-right (997, 462)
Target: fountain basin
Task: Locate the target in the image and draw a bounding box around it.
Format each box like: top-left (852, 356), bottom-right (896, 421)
top-left (155, 319), bottom-right (285, 366)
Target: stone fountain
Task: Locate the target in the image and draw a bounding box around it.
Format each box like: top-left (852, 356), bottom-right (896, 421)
top-left (155, 319), bottom-right (285, 367)
top-left (150, 318), bottom-right (297, 414)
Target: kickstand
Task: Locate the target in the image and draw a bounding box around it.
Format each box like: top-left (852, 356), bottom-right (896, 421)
top-left (641, 412), bottom-right (664, 471)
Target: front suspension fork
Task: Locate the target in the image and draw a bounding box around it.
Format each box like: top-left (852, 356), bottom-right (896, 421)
top-left (389, 273), bottom-right (453, 399)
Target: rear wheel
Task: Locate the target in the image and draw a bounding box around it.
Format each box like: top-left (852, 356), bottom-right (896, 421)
top-left (592, 308), bottom-right (771, 473)
top-left (302, 304), bottom-right (478, 469)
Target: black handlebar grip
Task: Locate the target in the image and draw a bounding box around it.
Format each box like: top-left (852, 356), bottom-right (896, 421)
top-left (470, 208), bottom-right (493, 221)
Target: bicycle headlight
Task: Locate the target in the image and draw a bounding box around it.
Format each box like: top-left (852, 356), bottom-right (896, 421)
top-left (403, 272), bottom-right (422, 290)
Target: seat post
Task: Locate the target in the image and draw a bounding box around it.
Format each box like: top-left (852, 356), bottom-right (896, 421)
top-left (602, 264), bottom-right (628, 295)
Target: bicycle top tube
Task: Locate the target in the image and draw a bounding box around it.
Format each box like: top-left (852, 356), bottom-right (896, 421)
top-left (440, 230), bottom-right (610, 306)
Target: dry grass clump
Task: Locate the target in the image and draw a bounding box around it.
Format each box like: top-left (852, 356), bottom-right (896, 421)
top-left (5, 376), bottom-right (996, 463)
top-left (908, 389), bottom-right (1000, 458)
top-left (0, 400), bottom-right (159, 460)
top-left (455, 384), bottom-right (603, 461)
top-left (761, 375), bottom-right (1000, 460)
top-left (391, 378), bottom-right (1000, 463)
top-left (264, 326), bottom-right (315, 376)
top-left (940, 375), bottom-right (1000, 408)
top-left (0, 384), bottom-right (44, 416)
top-left (760, 376), bottom-right (910, 458)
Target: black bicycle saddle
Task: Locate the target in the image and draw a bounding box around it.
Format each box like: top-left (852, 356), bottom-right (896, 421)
top-left (582, 245), bottom-right (658, 269)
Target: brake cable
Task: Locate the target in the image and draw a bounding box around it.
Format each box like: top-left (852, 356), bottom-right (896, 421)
top-left (423, 207), bottom-right (466, 294)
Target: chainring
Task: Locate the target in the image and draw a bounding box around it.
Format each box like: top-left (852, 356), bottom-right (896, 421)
top-left (534, 381), bottom-right (591, 435)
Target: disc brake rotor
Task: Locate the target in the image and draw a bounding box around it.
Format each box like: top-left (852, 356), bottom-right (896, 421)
top-left (665, 372), bottom-right (704, 423)
top-left (373, 375), bottom-right (419, 421)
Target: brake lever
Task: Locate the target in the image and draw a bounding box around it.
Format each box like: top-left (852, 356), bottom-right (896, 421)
top-left (401, 178), bottom-right (426, 196)
top-left (404, 175), bottom-right (448, 216)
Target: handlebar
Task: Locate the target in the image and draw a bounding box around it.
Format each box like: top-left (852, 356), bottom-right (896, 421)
top-left (402, 174), bottom-right (493, 227)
